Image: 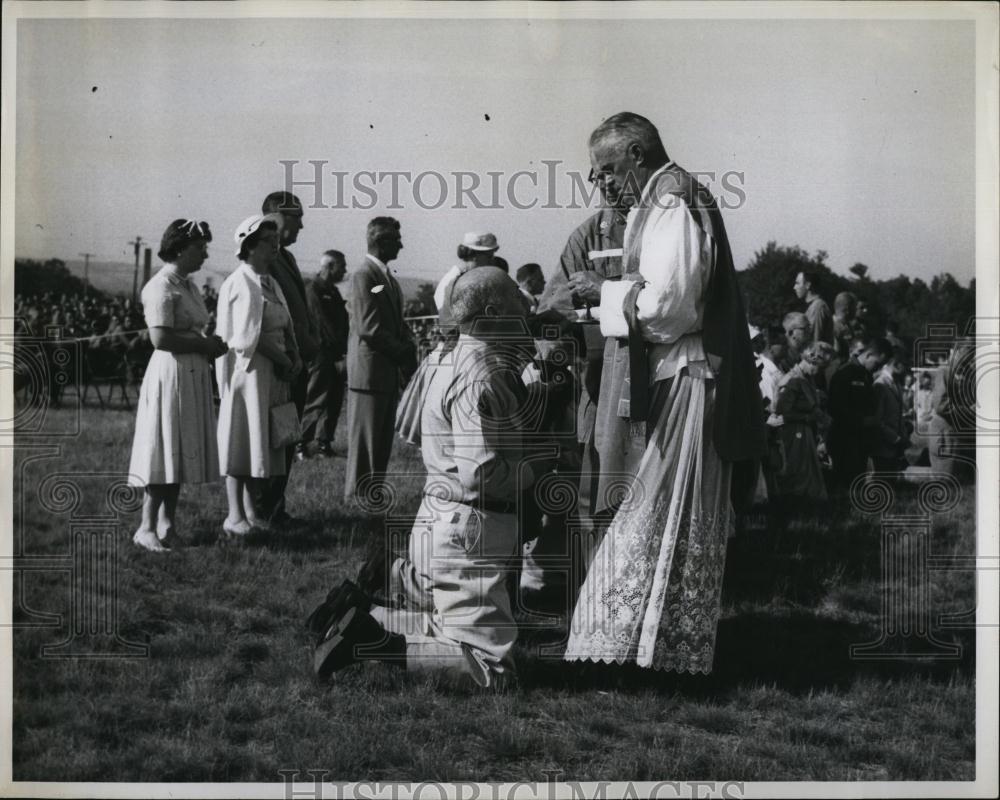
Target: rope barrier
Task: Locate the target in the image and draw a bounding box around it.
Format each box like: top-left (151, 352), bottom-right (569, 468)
top-left (13, 327), bottom-right (150, 345)
top-left (15, 314), bottom-right (441, 347)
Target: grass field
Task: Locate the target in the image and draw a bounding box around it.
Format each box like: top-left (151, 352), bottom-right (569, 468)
top-left (9, 404), bottom-right (977, 784)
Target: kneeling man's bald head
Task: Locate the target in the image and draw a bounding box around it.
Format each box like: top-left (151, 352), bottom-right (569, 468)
top-left (449, 267), bottom-right (525, 329)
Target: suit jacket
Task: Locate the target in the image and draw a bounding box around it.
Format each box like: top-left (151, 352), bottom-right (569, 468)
top-left (306, 278), bottom-right (349, 361)
top-left (269, 248), bottom-right (320, 362)
top-left (347, 255), bottom-right (416, 392)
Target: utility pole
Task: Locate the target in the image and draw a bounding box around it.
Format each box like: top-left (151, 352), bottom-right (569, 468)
top-left (128, 236), bottom-right (143, 303)
top-left (78, 252), bottom-right (94, 299)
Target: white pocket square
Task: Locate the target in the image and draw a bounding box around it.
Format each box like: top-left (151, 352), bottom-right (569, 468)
top-left (371, 285), bottom-right (385, 294)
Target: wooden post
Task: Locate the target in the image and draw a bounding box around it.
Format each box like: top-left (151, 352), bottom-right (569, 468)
top-left (78, 252), bottom-right (94, 299)
top-left (128, 236), bottom-right (143, 302)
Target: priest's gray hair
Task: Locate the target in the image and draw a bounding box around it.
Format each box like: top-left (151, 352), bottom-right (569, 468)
top-left (589, 111), bottom-right (668, 162)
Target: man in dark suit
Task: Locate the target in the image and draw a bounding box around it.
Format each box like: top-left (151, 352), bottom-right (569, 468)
top-left (255, 190), bottom-right (321, 527)
top-left (300, 249), bottom-right (349, 459)
top-left (345, 217), bottom-right (417, 501)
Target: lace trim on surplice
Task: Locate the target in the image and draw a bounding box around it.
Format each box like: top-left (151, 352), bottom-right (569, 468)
top-left (567, 500), bottom-right (731, 673)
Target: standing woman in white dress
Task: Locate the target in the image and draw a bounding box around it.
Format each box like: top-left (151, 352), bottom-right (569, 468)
top-left (127, 219), bottom-right (228, 552)
top-left (216, 215), bottom-right (302, 537)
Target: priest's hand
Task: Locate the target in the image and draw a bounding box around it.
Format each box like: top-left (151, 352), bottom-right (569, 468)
top-left (567, 272), bottom-right (603, 306)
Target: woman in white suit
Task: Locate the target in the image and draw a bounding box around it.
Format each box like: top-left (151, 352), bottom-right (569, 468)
top-left (216, 214), bottom-right (302, 537)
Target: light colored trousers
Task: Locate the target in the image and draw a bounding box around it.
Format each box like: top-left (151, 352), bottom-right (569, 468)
top-left (371, 496), bottom-right (519, 687)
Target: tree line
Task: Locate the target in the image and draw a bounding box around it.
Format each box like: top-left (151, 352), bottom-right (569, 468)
top-left (738, 241), bottom-right (976, 343)
top-left (16, 247), bottom-right (977, 343)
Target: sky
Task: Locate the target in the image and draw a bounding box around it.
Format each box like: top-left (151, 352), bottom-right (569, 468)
top-left (12, 12), bottom-right (979, 290)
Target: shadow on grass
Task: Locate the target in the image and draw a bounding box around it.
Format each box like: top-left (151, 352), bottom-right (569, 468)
top-left (722, 521), bottom-right (882, 606)
top-left (184, 510), bottom-right (415, 553)
top-left (516, 611), bottom-right (974, 696)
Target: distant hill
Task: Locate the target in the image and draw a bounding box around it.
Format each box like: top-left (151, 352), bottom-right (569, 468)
top-left (386, 275), bottom-right (432, 303)
top-left (60, 259), bottom-right (139, 298)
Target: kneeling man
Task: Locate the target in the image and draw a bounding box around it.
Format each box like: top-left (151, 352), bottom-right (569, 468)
top-left (311, 267), bottom-right (543, 688)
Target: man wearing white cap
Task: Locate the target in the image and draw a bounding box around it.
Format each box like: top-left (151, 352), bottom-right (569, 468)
top-left (433, 232), bottom-right (500, 312)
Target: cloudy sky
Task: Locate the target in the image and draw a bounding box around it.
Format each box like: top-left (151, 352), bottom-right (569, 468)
top-left (11, 7), bottom-right (982, 289)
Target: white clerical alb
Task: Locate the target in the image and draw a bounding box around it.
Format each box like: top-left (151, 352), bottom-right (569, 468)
top-left (598, 164), bottom-right (713, 382)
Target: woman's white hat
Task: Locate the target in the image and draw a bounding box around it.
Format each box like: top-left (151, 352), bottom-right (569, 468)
top-left (234, 213), bottom-right (283, 256)
top-left (461, 232), bottom-right (499, 252)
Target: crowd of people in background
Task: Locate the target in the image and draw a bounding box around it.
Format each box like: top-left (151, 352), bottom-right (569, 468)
top-left (746, 269), bottom-right (976, 527)
top-left (12, 280), bottom-right (228, 406)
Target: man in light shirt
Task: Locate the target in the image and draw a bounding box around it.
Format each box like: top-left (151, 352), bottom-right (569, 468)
top-left (793, 270), bottom-right (834, 346)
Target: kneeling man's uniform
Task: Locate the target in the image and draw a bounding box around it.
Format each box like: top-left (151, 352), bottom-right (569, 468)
top-left (371, 334), bottom-right (539, 687)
